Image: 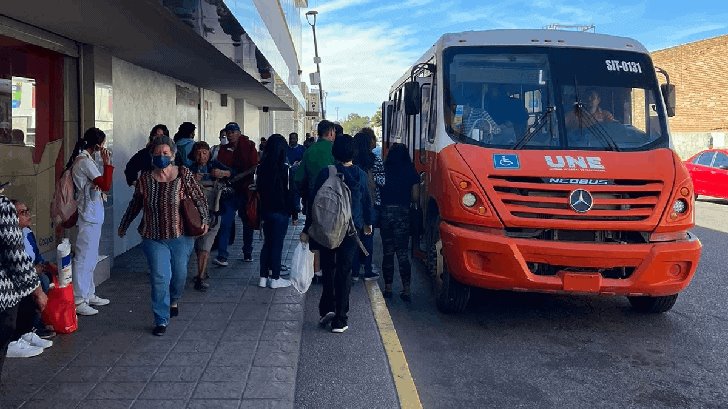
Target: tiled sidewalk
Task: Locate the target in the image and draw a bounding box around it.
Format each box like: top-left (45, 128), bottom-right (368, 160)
top-left (0, 223), bottom-right (306, 409)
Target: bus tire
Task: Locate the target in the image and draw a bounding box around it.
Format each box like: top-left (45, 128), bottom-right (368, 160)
top-left (627, 294), bottom-right (678, 313)
top-left (429, 217), bottom-right (470, 314)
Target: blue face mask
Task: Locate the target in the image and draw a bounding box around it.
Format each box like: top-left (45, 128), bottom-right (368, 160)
top-left (152, 155), bottom-right (172, 169)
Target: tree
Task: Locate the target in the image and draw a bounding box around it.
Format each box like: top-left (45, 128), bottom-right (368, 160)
top-left (341, 113), bottom-right (370, 135)
top-left (372, 107), bottom-right (382, 127)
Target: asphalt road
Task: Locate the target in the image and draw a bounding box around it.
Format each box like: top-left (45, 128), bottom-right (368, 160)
top-left (382, 199), bottom-right (728, 409)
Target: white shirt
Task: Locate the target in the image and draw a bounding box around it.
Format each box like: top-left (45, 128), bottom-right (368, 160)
top-left (72, 150), bottom-right (104, 224)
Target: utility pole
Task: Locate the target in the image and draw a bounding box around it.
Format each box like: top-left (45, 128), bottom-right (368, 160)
top-left (306, 10), bottom-right (325, 120)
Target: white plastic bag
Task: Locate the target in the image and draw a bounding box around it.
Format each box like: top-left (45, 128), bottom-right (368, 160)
top-left (290, 242), bottom-right (315, 294)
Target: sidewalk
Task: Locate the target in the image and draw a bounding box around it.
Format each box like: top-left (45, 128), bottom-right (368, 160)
top-left (0, 221), bottom-right (401, 409)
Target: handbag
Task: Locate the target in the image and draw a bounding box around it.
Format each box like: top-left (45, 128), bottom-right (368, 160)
top-left (246, 187), bottom-right (261, 230)
top-left (181, 197), bottom-right (205, 236)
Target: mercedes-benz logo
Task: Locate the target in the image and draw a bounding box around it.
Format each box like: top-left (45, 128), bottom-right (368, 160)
top-left (569, 189), bottom-right (593, 213)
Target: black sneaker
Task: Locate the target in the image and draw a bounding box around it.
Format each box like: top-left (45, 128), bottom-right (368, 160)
top-left (213, 257), bottom-right (229, 267)
top-left (363, 272), bottom-right (380, 281)
top-left (399, 292), bottom-right (411, 302)
top-left (36, 327), bottom-right (56, 340)
top-left (382, 290), bottom-right (393, 299)
top-left (243, 254), bottom-right (253, 262)
top-left (152, 325), bottom-right (166, 336)
top-left (193, 277), bottom-right (209, 292)
top-left (331, 319), bottom-right (348, 333)
top-left (319, 312), bottom-right (335, 328)
top-left (170, 306), bottom-right (179, 317)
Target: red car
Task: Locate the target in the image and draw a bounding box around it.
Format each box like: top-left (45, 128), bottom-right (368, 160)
top-left (684, 149), bottom-right (728, 199)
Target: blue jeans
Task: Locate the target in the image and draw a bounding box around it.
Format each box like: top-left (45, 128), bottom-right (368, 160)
top-left (259, 212), bottom-right (289, 279)
top-left (142, 236), bottom-right (194, 326)
top-left (351, 230), bottom-right (374, 277)
top-left (216, 194), bottom-right (254, 259)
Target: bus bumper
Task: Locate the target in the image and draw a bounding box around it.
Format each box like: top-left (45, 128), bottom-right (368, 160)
top-left (439, 222), bottom-right (702, 296)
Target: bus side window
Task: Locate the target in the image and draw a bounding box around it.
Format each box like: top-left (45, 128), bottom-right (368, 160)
top-left (420, 84), bottom-right (432, 163)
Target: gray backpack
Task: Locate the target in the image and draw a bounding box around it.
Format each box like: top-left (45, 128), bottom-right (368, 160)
top-left (309, 165), bottom-right (368, 255)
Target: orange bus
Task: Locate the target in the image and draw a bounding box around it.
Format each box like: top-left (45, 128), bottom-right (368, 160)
top-left (382, 29), bottom-right (701, 313)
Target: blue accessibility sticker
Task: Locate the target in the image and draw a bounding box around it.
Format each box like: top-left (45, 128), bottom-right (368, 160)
top-left (493, 154), bottom-right (520, 169)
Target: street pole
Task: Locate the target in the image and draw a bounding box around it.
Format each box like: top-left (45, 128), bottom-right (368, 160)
top-left (307, 11), bottom-right (325, 120)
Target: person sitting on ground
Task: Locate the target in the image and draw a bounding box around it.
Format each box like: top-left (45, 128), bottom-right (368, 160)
top-left (12, 200), bottom-right (55, 339)
top-left (118, 136), bottom-right (209, 336)
top-left (0, 195), bottom-right (48, 369)
top-left (173, 122), bottom-right (196, 168)
top-left (565, 89), bottom-right (615, 129)
top-left (124, 124), bottom-right (169, 186)
top-left (301, 134), bottom-right (372, 333)
top-left (189, 141), bottom-right (230, 292)
top-left (257, 134), bottom-right (293, 289)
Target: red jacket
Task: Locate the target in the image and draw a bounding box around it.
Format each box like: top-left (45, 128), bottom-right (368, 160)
top-left (217, 136), bottom-right (258, 193)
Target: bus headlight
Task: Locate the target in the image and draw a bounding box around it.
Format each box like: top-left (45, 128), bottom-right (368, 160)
top-left (462, 193), bottom-right (477, 208)
top-left (672, 198), bottom-right (688, 214)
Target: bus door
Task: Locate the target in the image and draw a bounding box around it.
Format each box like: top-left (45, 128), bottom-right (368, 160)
top-left (414, 76), bottom-right (434, 253)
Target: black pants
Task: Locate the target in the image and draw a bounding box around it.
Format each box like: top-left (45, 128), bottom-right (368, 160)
top-left (318, 235), bottom-right (357, 324)
top-left (0, 303), bottom-right (19, 380)
top-left (380, 205), bottom-right (412, 286)
top-left (13, 295), bottom-right (37, 340)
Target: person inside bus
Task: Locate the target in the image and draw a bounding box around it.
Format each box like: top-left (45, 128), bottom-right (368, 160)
top-left (457, 84), bottom-right (527, 143)
top-left (565, 88), bottom-right (615, 129)
top-left (483, 84), bottom-right (529, 138)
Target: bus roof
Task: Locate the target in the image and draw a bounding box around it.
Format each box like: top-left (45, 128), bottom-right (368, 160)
top-left (390, 29), bottom-right (650, 93)
top-left (439, 29), bottom-right (649, 53)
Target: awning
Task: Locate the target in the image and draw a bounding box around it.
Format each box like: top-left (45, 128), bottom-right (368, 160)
top-left (0, 0), bottom-right (291, 110)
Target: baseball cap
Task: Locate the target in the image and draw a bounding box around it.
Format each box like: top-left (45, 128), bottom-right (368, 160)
top-left (224, 122), bottom-right (240, 132)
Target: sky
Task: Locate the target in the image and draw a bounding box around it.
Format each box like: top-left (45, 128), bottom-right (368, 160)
top-left (299, 0), bottom-right (728, 122)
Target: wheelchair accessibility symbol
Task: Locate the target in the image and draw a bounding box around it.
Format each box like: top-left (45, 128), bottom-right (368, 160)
top-left (493, 154), bottom-right (520, 169)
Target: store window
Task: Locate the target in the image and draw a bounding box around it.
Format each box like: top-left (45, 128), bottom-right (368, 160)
top-left (0, 34), bottom-right (64, 152)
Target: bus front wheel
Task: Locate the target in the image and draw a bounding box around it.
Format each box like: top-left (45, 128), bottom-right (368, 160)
top-left (628, 294), bottom-right (679, 313)
top-left (429, 217), bottom-right (470, 314)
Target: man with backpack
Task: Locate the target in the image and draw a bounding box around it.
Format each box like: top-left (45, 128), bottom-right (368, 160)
top-left (300, 134), bottom-right (372, 333)
top-left (295, 120), bottom-right (336, 280)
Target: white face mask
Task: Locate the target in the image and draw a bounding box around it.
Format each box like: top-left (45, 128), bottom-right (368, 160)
top-left (220, 136), bottom-right (228, 145)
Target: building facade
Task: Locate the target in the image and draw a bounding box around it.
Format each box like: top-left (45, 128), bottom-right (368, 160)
top-left (652, 34), bottom-right (728, 159)
top-left (0, 0), bottom-right (308, 284)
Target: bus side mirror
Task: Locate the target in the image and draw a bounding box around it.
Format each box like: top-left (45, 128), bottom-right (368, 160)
top-left (661, 83), bottom-right (676, 117)
top-left (404, 82), bottom-right (421, 115)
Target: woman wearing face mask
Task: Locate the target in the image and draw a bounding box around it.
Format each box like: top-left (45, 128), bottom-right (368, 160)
top-left (118, 136), bottom-right (209, 336)
top-left (68, 127), bottom-right (114, 316)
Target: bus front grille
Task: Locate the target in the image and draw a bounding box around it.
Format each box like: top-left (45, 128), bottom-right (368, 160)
top-left (488, 176), bottom-right (663, 222)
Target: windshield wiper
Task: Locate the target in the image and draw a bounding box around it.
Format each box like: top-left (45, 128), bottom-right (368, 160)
top-left (512, 106), bottom-right (555, 150)
top-left (572, 101), bottom-right (620, 152)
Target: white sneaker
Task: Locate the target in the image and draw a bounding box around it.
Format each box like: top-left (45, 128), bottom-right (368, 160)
top-left (76, 302), bottom-right (99, 316)
top-left (6, 339), bottom-right (43, 358)
top-left (314, 270), bottom-right (323, 277)
top-left (89, 295), bottom-right (110, 306)
top-left (269, 278), bottom-right (292, 289)
top-left (21, 332), bottom-right (53, 349)
top-left (258, 277), bottom-right (269, 288)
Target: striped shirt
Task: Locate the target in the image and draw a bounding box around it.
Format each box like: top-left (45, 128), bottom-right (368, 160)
top-left (119, 167), bottom-right (209, 240)
top-left (0, 196), bottom-right (39, 311)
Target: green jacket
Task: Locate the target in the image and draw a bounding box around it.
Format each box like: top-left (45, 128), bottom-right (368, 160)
top-left (294, 138), bottom-right (334, 193)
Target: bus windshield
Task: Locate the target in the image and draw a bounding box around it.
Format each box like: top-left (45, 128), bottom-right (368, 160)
top-left (444, 46), bottom-right (669, 151)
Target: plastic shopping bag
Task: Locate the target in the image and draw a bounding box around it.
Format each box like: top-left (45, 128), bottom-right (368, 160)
top-left (41, 275), bottom-right (78, 334)
top-left (290, 242), bottom-right (315, 294)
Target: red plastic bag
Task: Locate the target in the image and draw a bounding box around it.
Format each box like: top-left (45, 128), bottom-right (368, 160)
top-left (41, 275), bottom-right (78, 334)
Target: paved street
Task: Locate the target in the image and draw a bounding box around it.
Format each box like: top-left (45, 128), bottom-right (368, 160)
top-left (381, 199), bottom-right (728, 408)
